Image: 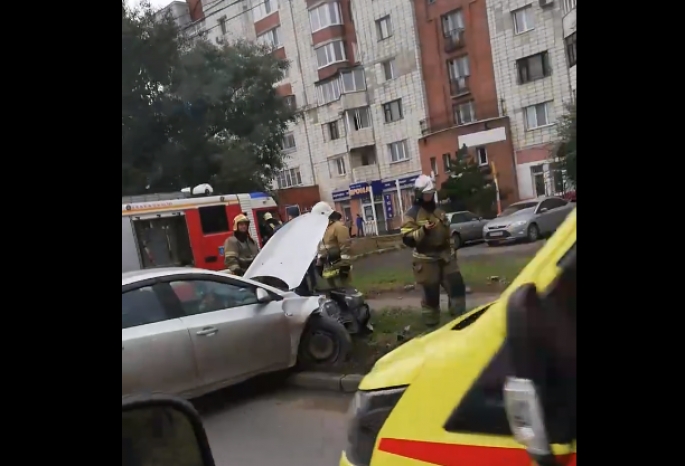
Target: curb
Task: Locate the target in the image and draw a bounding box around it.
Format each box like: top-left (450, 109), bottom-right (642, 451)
top-left (287, 372), bottom-right (364, 393)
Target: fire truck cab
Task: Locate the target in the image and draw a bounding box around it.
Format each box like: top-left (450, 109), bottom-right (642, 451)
top-left (122, 189), bottom-right (279, 273)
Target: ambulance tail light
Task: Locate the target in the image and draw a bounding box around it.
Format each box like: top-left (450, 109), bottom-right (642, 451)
top-left (345, 386), bottom-right (407, 466)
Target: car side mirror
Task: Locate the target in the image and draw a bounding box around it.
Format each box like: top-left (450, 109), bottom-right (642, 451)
top-left (122, 395), bottom-right (216, 466)
top-left (478, 217), bottom-right (483, 220)
top-left (256, 287), bottom-right (272, 303)
top-left (538, 207), bottom-right (548, 213)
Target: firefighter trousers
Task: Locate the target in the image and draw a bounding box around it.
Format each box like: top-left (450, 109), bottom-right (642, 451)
top-left (411, 257), bottom-right (466, 326)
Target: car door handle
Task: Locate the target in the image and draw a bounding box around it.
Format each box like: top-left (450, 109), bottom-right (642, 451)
top-left (196, 327), bottom-right (218, 336)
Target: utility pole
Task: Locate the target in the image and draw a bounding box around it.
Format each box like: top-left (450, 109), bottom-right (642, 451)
top-left (490, 161), bottom-right (502, 215)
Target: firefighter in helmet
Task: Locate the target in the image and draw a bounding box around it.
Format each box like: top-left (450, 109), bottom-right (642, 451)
top-left (317, 208), bottom-right (352, 288)
top-left (400, 174), bottom-right (467, 326)
top-left (223, 214), bottom-right (260, 276)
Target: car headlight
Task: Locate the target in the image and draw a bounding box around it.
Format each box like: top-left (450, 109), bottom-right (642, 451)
top-left (345, 387), bottom-right (407, 466)
top-left (319, 298), bottom-right (341, 320)
top-left (344, 293), bottom-right (364, 309)
top-left (508, 220), bottom-right (527, 228)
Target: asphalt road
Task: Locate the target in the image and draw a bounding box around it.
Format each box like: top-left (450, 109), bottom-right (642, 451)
top-left (354, 239), bottom-right (543, 273)
top-left (193, 375), bottom-right (352, 466)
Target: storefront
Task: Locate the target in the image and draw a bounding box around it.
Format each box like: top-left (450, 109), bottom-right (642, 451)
top-left (332, 174), bottom-right (419, 236)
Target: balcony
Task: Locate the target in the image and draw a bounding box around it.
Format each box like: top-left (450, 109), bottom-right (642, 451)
top-left (450, 77), bottom-right (470, 97)
top-left (347, 127), bottom-right (375, 149)
top-left (350, 148), bottom-right (379, 182)
top-left (340, 91), bottom-right (368, 110)
top-left (444, 29), bottom-right (465, 53)
top-left (352, 165), bottom-right (379, 183)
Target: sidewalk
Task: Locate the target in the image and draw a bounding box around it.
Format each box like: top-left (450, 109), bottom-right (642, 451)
top-left (367, 292), bottom-right (501, 311)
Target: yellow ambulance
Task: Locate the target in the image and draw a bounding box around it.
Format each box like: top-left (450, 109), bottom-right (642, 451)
top-left (341, 209), bottom-right (577, 466)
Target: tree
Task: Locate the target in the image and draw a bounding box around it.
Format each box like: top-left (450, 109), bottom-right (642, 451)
top-left (438, 144), bottom-right (498, 216)
top-left (122, 2), bottom-right (295, 196)
top-left (555, 101), bottom-right (576, 187)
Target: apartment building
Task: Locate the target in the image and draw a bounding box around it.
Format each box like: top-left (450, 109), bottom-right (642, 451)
top-left (412, 0), bottom-right (519, 207)
top-left (486, 0), bottom-right (577, 200)
top-left (184, 0), bottom-right (426, 232)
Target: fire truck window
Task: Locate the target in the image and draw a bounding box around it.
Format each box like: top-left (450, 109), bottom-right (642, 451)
top-left (199, 206), bottom-right (229, 235)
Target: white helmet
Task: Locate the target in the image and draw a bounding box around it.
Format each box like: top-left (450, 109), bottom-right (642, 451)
top-left (414, 174), bottom-right (436, 197)
top-left (311, 201), bottom-right (334, 217)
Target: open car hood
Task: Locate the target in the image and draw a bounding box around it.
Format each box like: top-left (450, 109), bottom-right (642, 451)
top-left (243, 202), bottom-right (334, 290)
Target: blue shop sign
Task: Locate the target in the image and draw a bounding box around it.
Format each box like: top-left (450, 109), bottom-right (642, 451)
top-left (332, 190), bottom-right (350, 201)
top-left (381, 175), bottom-right (420, 191)
top-left (349, 180), bottom-right (384, 199)
top-left (383, 193), bottom-right (394, 219)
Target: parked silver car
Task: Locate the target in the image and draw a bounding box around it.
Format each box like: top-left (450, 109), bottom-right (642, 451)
top-left (482, 197), bottom-right (575, 246)
top-left (122, 202), bottom-right (352, 399)
top-left (447, 211), bottom-right (490, 249)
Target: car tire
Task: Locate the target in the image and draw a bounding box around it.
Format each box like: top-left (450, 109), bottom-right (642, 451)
top-left (486, 241), bottom-right (497, 247)
top-left (452, 233), bottom-right (462, 249)
top-left (297, 315), bottom-right (352, 371)
top-left (527, 224), bottom-right (540, 242)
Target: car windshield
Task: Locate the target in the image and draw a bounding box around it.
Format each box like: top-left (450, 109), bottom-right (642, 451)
top-left (499, 202), bottom-right (538, 217)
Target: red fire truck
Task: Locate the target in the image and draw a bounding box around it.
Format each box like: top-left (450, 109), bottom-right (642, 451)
top-left (122, 190), bottom-right (282, 273)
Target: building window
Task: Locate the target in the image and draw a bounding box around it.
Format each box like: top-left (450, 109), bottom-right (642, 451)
top-left (454, 101), bottom-right (475, 125)
top-left (257, 26), bottom-right (282, 48)
top-left (382, 58), bottom-right (396, 81)
top-left (430, 157), bottom-right (438, 175)
top-left (524, 101), bottom-right (553, 130)
top-left (317, 77), bottom-right (341, 105)
top-left (328, 121), bottom-right (340, 140)
top-left (315, 40), bottom-right (346, 69)
top-left (276, 167), bottom-right (303, 189)
top-left (448, 56), bottom-right (470, 95)
top-left (376, 16), bottom-right (393, 40)
top-left (254, 0), bottom-right (278, 22)
top-left (334, 157), bottom-right (346, 176)
top-left (346, 107), bottom-right (371, 131)
top-left (340, 67), bottom-right (366, 93)
top-left (531, 165), bottom-right (546, 197)
top-left (476, 147), bottom-right (488, 166)
top-left (441, 9), bottom-right (464, 36)
top-left (382, 99), bottom-right (403, 123)
top-left (562, 0), bottom-right (576, 15)
top-left (442, 153), bottom-right (451, 171)
top-left (565, 33), bottom-right (577, 67)
top-left (219, 16), bottom-right (227, 35)
top-left (448, 56), bottom-right (470, 80)
top-left (283, 95), bottom-right (296, 110)
top-left (512, 6), bottom-right (535, 34)
top-left (309, 2), bottom-right (342, 32)
top-left (388, 140), bottom-right (409, 163)
top-left (282, 132), bottom-right (296, 151)
top-left (517, 52), bottom-right (550, 84)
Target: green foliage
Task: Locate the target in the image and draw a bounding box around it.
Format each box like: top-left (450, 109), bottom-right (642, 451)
top-left (555, 101), bottom-right (576, 186)
top-left (122, 2), bottom-right (295, 196)
top-left (438, 145), bottom-right (497, 216)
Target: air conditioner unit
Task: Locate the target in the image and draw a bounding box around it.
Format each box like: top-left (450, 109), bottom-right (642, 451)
top-left (539, 0), bottom-right (554, 7)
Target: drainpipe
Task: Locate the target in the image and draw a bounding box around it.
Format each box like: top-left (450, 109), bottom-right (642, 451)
top-left (287, 0), bottom-right (317, 186)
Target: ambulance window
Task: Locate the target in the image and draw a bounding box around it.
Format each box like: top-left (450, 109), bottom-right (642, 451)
top-left (199, 206), bottom-right (229, 234)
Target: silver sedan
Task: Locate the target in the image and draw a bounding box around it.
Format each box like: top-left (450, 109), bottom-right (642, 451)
top-left (447, 211), bottom-right (490, 249)
top-left (122, 202), bottom-right (352, 399)
top-left (483, 197), bottom-right (575, 246)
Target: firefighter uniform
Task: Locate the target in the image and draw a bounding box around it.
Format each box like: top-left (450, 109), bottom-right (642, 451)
top-left (223, 214), bottom-right (260, 276)
top-left (400, 176), bottom-right (467, 326)
top-left (318, 212), bottom-right (352, 288)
